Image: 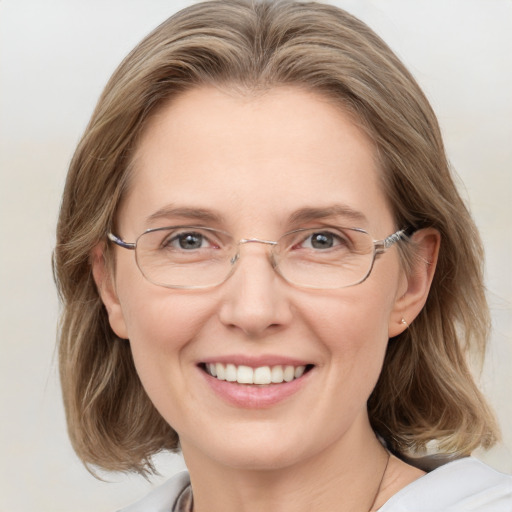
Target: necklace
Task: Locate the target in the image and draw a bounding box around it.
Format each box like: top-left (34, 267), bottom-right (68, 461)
top-left (182, 450), bottom-right (392, 512)
top-left (367, 450), bottom-right (391, 512)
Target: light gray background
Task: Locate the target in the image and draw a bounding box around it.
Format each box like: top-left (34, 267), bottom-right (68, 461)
top-left (1, 1), bottom-right (511, 511)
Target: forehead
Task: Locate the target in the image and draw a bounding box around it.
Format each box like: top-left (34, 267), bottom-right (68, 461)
top-left (119, 86), bottom-right (393, 235)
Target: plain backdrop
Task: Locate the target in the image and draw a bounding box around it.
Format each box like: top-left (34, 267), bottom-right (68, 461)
top-left (1, 1), bottom-right (511, 511)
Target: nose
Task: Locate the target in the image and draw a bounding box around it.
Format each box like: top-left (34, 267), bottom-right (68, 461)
top-left (218, 241), bottom-right (293, 338)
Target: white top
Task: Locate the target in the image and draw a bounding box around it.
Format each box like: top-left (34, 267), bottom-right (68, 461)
top-left (118, 458), bottom-right (512, 511)
top-left (378, 458), bottom-right (512, 511)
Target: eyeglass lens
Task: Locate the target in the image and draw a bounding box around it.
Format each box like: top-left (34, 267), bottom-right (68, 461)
top-left (133, 226), bottom-right (377, 289)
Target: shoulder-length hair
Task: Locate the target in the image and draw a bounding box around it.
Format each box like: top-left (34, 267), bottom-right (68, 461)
top-left (54, 0), bottom-right (498, 474)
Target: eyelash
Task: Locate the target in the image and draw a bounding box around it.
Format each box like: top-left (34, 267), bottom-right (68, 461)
top-left (159, 228), bottom-right (352, 253)
top-left (295, 231), bottom-right (349, 250)
top-left (162, 231), bottom-right (218, 250)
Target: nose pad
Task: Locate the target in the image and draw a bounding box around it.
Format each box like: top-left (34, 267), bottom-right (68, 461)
top-left (218, 242), bottom-right (292, 338)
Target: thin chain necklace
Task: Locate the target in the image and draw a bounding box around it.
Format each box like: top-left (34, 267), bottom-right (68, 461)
top-left (183, 450), bottom-right (391, 512)
top-left (367, 450), bottom-right (391, 512)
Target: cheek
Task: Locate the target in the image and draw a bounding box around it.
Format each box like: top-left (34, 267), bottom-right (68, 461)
top-left (298, 284), bottom-right (396, 391)
top-left (115, 276), bottom-right (216, 392)
top-left (117, 290), bottom-right (220, 427)
top-left (114, 250), bottom-right (213, 348)
top-left (301, 285), bottom-right (395, 348)
top-left (122, 291), bottom-right (215, 354)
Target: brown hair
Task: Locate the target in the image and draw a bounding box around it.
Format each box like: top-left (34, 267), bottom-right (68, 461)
top-left (54, 0), bottom-right (498, 474)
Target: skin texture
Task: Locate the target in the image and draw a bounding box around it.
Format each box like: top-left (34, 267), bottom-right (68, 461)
top-left (93, 86), bottom-right (438, 511)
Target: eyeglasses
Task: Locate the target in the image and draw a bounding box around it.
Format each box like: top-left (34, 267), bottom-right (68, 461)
top-left (107, 225), bottom-right (407, 290)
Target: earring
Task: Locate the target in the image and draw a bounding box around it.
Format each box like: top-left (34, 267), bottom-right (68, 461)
top-left (401, 317), bottom-right (408, 328)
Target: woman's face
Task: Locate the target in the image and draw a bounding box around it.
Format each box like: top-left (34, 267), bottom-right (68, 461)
top-left (104, 86), bottom-right (409, 471)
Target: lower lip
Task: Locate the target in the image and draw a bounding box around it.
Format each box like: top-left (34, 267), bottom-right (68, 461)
top-left (200, 368), bottom-right (312, 409)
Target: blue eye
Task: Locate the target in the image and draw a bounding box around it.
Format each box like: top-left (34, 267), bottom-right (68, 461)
top-left (179, 233), bottom-right (204, 249)
top-left (310, 232), bottom-right (334, 249)
top-left (302, 232), bottom-right (346, 250)
top-left (166, 232), bottom-right (209, 250)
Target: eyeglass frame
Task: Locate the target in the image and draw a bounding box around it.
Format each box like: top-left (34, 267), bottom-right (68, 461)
top-left (107, 226), bottom-right (408, 290)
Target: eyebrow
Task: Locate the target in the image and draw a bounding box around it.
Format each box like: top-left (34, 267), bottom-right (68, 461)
top-left (145, 203), bottom-right (368, 229)
top-left (145, 205), bottom-right (224, 226)
top-left (288, 205), bottom-right (368, 227)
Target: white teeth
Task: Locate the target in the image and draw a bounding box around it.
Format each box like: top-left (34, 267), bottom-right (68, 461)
top-left (283, 365), bottom-right (295, 382)
top-left (215, 363), bottom-right (226, 380)
top-left (237, 365), bottom-right (254, 384)
top-left (225, 364), bottom-right (237, 382)
top-left (271, 365), bottom-right (284, 383)
top-left (253, 366), bottom-right (272, 385)
top-left (205, 363), bottom-right (310, 384)
top-left (294, 365), bottom-right (306, 378)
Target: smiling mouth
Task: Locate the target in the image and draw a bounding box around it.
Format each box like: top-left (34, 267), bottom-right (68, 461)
top-left (200, 363), bottom-right (314, 385)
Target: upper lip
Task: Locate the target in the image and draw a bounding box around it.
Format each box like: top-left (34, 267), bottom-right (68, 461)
top-left (198, 355), bottom-right (314, 368)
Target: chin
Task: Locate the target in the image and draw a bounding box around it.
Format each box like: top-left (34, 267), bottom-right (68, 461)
top-left (182, 420), bottom-right (329, 473)
top-left (212, 444), bottom-right (306, 472)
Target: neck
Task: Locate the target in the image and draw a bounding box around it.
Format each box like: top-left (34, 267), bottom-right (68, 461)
top-left (181, 417), bottom-right (390, 512)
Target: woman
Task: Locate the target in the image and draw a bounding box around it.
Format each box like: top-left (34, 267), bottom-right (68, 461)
top-left (54, 1), bottom-right (511, 510)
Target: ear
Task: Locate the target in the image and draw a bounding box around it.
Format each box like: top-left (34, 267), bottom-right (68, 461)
top-left (388, 228), bottom-right (440, 337)
top-left (91, 244), bottom-right (129, 340)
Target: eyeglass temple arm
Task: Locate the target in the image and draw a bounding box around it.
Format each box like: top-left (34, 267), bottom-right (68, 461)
top-left (107, 228), bottom-right (411, 253)
top-left (374, 228), bottom-right (409, 254)
top-left (384, 229), bottom-right (407, 249)
top-left (107, 232), bottom-right (136, 250)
